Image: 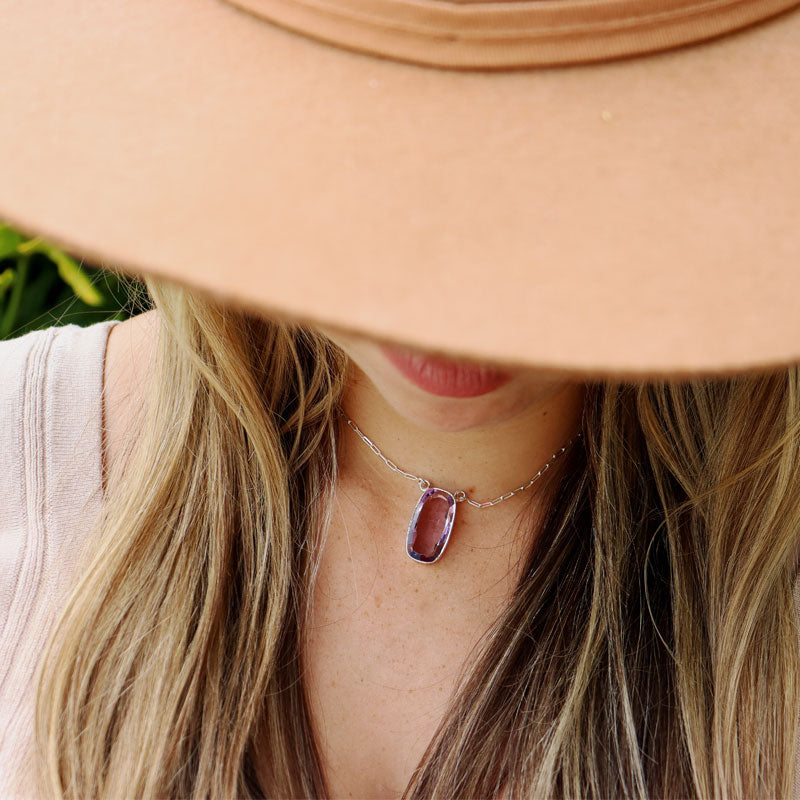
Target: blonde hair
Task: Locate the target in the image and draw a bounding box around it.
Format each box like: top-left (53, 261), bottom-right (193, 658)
top-left (35, 277), bottom-right (800, 798)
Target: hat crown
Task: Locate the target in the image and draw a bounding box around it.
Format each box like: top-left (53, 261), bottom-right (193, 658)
top-left (222, 0), bottom-right (800, 68)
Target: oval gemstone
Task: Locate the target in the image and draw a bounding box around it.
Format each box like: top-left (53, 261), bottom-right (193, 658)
top-left (406, 488), bottom-right (457, 564)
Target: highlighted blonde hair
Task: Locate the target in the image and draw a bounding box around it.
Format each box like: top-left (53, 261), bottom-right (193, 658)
top-left (36, 278), bottom-right (800, 797)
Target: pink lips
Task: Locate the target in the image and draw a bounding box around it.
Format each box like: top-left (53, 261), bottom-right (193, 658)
top-left (380, 344), bottom-right (512, 398)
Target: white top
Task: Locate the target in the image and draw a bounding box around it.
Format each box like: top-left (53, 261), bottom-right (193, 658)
top-left (0, 319), bottom-right (120, 797)
top-left (0, 318), bottom-right (798, 797)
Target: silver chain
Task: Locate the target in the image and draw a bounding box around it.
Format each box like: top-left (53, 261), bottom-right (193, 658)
top-left (338, 407), bottom-right (581, 509)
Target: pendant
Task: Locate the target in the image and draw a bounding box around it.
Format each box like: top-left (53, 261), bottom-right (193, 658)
top-left (406, 487), bottom-right (457, 564)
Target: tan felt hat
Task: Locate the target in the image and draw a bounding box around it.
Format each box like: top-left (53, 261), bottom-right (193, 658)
top-left (0, 0), bottom-right (799, 379)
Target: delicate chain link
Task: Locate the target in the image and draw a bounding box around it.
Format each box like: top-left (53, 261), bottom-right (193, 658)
top-left (338, 407), bottom-right (581, 509)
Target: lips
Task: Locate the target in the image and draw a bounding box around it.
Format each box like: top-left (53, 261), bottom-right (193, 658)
top-left (380, 344), bottom-right (512, 398)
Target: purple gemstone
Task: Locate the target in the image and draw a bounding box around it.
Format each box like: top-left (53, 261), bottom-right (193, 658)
top-left (406, 488), bottom-right (457, 564)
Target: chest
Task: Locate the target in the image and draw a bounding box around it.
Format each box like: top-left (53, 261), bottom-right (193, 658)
top-left (301, 503), bottom-right (525, 798)
top-left (303, 602), bottom-right (481, 797)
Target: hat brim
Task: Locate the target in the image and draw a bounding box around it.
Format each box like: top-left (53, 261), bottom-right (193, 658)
top-left (1, 0), bottom-right (798, 379)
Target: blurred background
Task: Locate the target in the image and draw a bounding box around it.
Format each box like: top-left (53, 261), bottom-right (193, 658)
top-left (0, 221), bottom-right (151, 340)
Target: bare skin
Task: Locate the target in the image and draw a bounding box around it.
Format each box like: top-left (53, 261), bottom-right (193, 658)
top-left (303, 327), bottom-right (586, 798)
top-left (102, 311), bottom-right (586, 799)
top-left (101, 309), bottom-right (159, 489)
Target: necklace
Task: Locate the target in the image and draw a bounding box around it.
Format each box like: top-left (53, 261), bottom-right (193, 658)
top-left (338, 408), bottom-right (581, 565)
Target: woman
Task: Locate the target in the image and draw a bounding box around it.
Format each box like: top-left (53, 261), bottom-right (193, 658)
top-left (1, 1), bottom-right (800, 797)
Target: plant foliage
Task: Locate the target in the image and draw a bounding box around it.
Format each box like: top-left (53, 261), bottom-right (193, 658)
top-left (0, 222), bottom-right (150, 340)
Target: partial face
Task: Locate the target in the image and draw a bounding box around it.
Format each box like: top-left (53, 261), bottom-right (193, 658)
top-left (318, 326), bottom-right (582, 434)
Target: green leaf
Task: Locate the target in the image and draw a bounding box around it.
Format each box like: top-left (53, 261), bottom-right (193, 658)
top-left (0, 254), bottom-right (28, 339)
top-left (18, 238), bottom-right (105, 306)
top-left (17, 263), bottom-right (59, 324)
top-left (0, 225), bottom-right (23, 260)
top-left (0, 267), bottom-right (14, 299)
top-left (51, 251), bottom-right (105, 307)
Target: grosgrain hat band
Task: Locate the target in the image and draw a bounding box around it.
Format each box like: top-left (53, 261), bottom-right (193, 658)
top-left (223, 0), bottom-right (800, 68)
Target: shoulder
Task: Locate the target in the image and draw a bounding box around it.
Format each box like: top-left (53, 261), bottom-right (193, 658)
top-left (0, 325), bottom-right (61, 642)
top-left (0, 317), bottom-right (126, 794)
top-left (102, 308), bottom-right (159, 489)
top-left (0, 318), bottom-right (124, 627)
top-left (0, 317), bottom-right (122, 542)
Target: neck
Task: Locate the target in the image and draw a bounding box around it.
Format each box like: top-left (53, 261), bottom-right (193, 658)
top-left (336, 364), bottom-right (587, 528)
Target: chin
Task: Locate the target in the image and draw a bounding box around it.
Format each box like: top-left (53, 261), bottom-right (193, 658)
top-left (322, 327), bottom-right (538, 432)
top-left (379, 382), bottom-right (529, 433)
